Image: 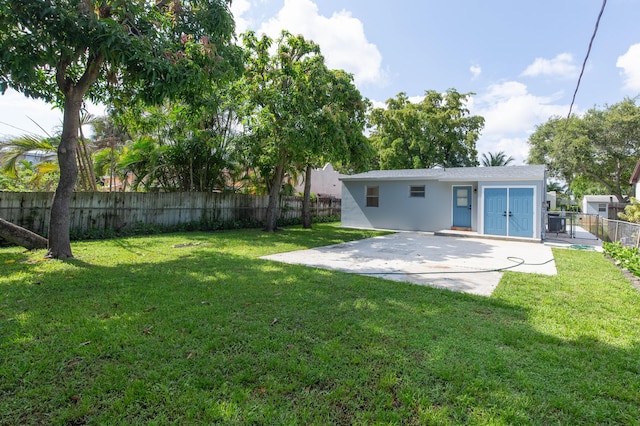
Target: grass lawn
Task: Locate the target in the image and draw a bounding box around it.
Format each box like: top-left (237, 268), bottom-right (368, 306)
top-left (1, 223), bottom-right (639, 425)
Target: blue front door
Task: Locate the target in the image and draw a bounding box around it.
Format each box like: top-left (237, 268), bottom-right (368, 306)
top-left (484, 188), bottom-right (507, 236)
top-left (452, 186), bottom-right (472, 228)
top-left (483, 187), bottom-right (534, 238)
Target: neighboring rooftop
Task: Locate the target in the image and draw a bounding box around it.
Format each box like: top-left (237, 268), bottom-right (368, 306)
top-left (582, 195), bottom-right (617, 203)
top-left (340, 165), bottom-right (547, 182)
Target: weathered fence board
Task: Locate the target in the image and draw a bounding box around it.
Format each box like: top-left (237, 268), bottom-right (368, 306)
top-left (0, 192), bottom-right (341, 236)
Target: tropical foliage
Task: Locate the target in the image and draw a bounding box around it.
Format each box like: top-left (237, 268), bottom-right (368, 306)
top-left (480, 151), bottom-right (514, 167)
top-left (0, 0), bottom-right (239, 258)
top-left (368, 90), bottom-right (484, 169)
top-left (528, 98), bottom-right (640, 202)
top-left (603, 241), bottom-right (640, 276)
top-left (618, 197), bottom-right (640, 223)
top-left (236, 31), bottom-right (369, 231)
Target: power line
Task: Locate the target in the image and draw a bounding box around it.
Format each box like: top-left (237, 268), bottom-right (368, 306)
top-left (567, 0), bottom-right (607, 119)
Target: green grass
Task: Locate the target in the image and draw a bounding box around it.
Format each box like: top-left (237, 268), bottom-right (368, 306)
top-left (1, 224), bottom-right (639, 425)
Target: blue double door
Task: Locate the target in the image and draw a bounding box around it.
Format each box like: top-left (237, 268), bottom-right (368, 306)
top-left (484, 188), bottom-right (534, 238)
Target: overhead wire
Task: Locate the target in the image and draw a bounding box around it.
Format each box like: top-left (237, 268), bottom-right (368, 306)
top-left (567, 0), bottom-right (607, 119)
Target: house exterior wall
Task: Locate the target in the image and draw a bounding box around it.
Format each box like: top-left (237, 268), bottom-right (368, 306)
top-left (546, 192), bottom-right (557, 210)
top-left (341, 179), bottom-right (477, 232)
top-left (293, 163), bottom-right (343, 198)
top-left (585, 201), bottom-right (608, 217)
top-left (342, 178), bottom-right (544, 239)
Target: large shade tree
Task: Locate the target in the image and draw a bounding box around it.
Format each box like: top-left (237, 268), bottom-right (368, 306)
top-left (238, 31), bottom-right (367, 232)
top-left (298, 68), bottom-right (371, 228)
top-left (368, 90), bottom-right (484, 170)
top-left (528, 98), bottom-right (640, 202)
top-left (0, 0), bottom-right (237, 258)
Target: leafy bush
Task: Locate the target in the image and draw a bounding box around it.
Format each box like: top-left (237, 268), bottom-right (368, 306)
top-left (618, 197), bottom-right (640, 223)
top-left (602, 241), bottom-right (640, 277)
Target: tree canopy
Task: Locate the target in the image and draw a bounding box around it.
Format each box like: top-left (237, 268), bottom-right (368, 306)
top-left (237, 31), bottom-right (369, 231)
top-left (368, 90), bottom-right (484, 169)
top-left (0, 0), bottom-right (238, 258)
top-left (528, 98), bottom-right (640, 202)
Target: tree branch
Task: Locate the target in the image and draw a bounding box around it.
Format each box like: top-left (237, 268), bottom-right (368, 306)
top-left (56, 46), bottom-right (88, 94)
top-left (77, 52), bottom-right (105, 95)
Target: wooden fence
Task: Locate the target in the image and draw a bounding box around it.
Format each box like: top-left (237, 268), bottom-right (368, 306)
top-left (0, 192), bottom-right (341, 237)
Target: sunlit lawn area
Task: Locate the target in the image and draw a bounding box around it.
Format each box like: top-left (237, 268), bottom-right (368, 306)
top-left (1, 223), bottom-right (639, 425)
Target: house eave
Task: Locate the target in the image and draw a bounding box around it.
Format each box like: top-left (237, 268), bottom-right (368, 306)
top-left (630, 159), bottom-right (640, 184)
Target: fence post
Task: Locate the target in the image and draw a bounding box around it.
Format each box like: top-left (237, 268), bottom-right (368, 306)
top-left (569, 213), bottom-right (574, 238)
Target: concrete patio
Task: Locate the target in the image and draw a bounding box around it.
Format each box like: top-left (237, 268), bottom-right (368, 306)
top-left (261, 232), bottom-right (564, 296)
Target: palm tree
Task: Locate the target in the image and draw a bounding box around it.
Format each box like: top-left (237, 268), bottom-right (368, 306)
top-left (1, 111), bottom-right (100, 191)
top-left (0, 134), bottom-right (59, 178)
top-left (546, 181), bottom-right (566, 194)
top-left (480, 151), bottom-right (515, 167)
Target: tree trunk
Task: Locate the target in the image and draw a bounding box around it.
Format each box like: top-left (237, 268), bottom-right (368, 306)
top-left (47, 94), bottom-right (83, 259)
top-left (0, 218), bottom-right (48, 250)
top-left (48, 45), bottom-right (103, 259)
top-left (264, 161), bottom-right (285, 232)
top-left (302, 164), bottom-right (312, 229)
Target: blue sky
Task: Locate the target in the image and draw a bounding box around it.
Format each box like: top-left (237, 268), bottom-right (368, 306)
top-left (2, 0), bottom-right (639, 165)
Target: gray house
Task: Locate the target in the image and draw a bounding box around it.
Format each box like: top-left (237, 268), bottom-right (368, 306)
top-left (340, 165), bottom-right (547, 240)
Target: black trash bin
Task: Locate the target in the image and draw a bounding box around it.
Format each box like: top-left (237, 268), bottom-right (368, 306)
top-left (548, 215), bottom-right (566, 233)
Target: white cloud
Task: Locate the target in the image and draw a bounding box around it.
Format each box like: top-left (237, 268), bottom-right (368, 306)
top-left (230, 0), bottom-right (252, 35)
top-left (521, 53), bottom-right (577, 79)
top-left (474, 82), bottom-right (566, 135)
top-left (256, 0), bottom-right (384, 86)
top-left (482, 137), bottom-right (531, 165)
top-left (407, 95), bottom-right (425, 104)
top-left (470, 81), bottom-right (568, 164)
top-left (617, 43), bottom-right (640, 92)
top-left (369, 99), bottom-right (386, 110)
top-left (470, 65), bottom-right (482, 80)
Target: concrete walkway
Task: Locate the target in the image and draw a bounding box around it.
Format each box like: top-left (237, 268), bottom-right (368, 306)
top-left (544, 225), bottom-right (603, 252)
top-left (261, 232), bottom-right (558, 296)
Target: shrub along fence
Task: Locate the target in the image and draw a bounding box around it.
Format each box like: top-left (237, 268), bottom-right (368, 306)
top-left (0, 192), bottom-right (341, 238)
